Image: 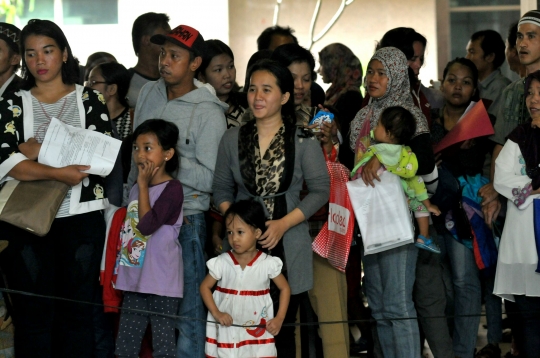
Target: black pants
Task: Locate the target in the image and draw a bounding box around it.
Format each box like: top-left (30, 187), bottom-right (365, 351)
top-left (116, 292), bottom-right (180, 358)
top-left (0, 211), bottom-right (105, 358)
top-left (513, 295), bottom-right (540, 358)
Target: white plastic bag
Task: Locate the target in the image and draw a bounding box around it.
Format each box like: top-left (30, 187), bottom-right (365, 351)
top-left (346, 171), bottom-right (414, 255)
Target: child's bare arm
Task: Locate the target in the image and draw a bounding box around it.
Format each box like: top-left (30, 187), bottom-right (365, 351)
top-left (200, 274), bottom-right (233, 326)
top-left (422, 199), bottom-right (441, 216)
top-left (266, 274), bottom-right (291, 336)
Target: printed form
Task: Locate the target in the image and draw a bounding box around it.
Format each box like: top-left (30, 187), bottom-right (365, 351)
top-left (38, 117), bottom-right (121, 176)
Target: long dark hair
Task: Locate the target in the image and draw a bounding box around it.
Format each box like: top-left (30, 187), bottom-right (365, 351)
top-left (96, 62), bottom-right (131, 108)
top-left (246, 59), bottom-right (296, 124)
top-left (132, 119), bottom-right (179, 174)
top-left (20, 19), bottom-right (79, 90)
top-left (442, 57), bottom-right (480, 102)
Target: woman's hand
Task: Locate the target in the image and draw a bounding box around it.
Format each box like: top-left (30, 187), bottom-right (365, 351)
top-left (426, 203), bottom-right (441, 216)
top-left (213, 311), bottom-right (233, 327)
top-left (318, 121), bottom-right (335, 155)
top-left (478, 183), bottom-right (501, 227)
top-left (211, 220), bottom-right (224, 255)
top-left (18, 138), bottom-right (41, 160)
top-left (258, 218), bottom-right (290, 250)
top-left (361, 156), bottom-right (382, 187)
top-left (212, 235), bottom-right (223, 255)
top-left (55, 165), bottom-right (90, 186)
top-left (266, 316), bottom-right (284, 336)
top-left (137, 161), bottom-right (158, 188)
top-left (532, 117), bottom-right (540, 129)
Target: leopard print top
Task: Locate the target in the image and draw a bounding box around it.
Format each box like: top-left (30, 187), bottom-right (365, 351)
top-left (241, 123), bottom-right (285, 219)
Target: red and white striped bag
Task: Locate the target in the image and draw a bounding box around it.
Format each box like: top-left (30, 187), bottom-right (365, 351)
top-left (312, 149), bottom-right (354, 272)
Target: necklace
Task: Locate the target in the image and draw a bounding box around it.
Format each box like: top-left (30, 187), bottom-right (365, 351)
top-left (35, 97), bottom-right (68, 142)
top-left (38, 96), bottom-right (68, 121)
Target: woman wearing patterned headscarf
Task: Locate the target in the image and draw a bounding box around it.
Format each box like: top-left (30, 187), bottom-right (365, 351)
top-left (349, 47), bottom-right (436, 357)
top-left (350, 47), bottom-right (434, 179)
top-left (318, 43), bottom-right (363, 170)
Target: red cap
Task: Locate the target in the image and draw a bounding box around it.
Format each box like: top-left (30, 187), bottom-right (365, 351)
top-left (151, 24), bottom-right (206, 56)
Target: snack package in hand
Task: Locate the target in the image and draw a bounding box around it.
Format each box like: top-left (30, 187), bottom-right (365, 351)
top-left (308, 110), bottom-right (334, 133)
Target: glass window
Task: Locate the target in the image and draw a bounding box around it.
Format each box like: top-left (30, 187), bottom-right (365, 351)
top-left (439, 0), bottom-right (520, 79)
top-left (17, 0), bottom-right (55, 24)
top-left (450, 11), bottom-right (520, 60)
top-left (450, 0), bottom-right (519, 6)
top-left (63, 0), bottom-right (118, 25)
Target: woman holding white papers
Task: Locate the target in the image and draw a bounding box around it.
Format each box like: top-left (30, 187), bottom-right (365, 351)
top-left (0, 20), bottom-right (113, 357)
top-left (349, 47), bottom-right (434, 358)
top-left (493, 70), bottom-right (540, 357)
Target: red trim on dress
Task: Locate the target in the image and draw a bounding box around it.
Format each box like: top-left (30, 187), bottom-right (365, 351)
top-left (236, 338), bottom-right (275, 347)
top-left (227, 251), bottom-right (239, 265)
top-left (215, 286), bottom-right (270, 296)
top-left (227, 250), bottom-right (263, 266)
top-left (207, 337), bottom-right (275, 348)
top-left (247, 250), bottom-right (263, 266)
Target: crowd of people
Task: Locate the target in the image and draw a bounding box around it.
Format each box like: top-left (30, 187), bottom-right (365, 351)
top-left (0, 7), bottom-right (539, 358)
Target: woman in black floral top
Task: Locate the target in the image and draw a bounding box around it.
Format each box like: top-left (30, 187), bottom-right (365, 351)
top-left (0, 19), bottom-right (113, 357)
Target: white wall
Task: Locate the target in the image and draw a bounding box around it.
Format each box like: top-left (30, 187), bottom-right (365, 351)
top-left (41, 0), bottom-right (229, 70)
top-left (229, 0), bottom-right (438, 91)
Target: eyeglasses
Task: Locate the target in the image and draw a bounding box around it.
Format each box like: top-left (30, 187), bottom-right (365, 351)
top-left (85, 80), bottom-right (108, 87)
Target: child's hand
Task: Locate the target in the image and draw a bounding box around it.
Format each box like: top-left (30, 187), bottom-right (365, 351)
top-left (137, 160), bottom-right (159, 187)
top-left (213, 311), bottom-right (233, 327)
top-left (427, 203), bottom-right (441, 216)
top-left (266, 316), bottom-right (284, 336)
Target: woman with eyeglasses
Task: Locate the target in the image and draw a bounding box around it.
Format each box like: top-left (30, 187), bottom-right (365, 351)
top-left (87, 62), bottom-right (132, 139)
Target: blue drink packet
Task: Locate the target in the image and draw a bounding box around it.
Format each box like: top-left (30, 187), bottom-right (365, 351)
top-left (308, 110), bottom-right (334, 133)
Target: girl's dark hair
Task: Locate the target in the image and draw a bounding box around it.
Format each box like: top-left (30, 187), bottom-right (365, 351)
top-left (132, 119), bottom-right (180, 174)
top-left (224, 200), bottom-right (267, 234)
top-left (197, 39), bottom-right (234, 78)
top-left (271, 43), bottom-right (316, 80)
top-left (96, 62), bottom-right (131, 108)
top-left (20, 19), bottom-right (79, 90)
top-left (246, 59), bottom-right (296, 124)
top-left (442, 57), bottom-right (481, 102)
top-left (380, 106), bottom-right (416, 144)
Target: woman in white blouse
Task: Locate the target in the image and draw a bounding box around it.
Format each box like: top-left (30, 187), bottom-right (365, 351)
top-left (493, 70), bottom-right (540, 357)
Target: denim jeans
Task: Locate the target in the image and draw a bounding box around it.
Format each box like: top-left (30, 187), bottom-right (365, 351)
top-left (362, 243), bottom-right (420, 358)
top-left (175, 213), bottom-right (206, 358)
top-left (414, 227), bottom-right (454, 358)
top-left (439, 231), bottom-right (481, 358)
